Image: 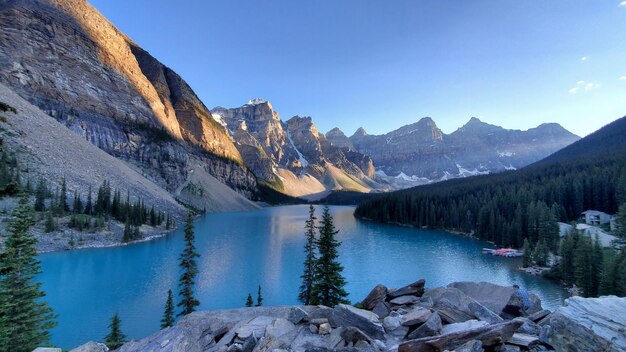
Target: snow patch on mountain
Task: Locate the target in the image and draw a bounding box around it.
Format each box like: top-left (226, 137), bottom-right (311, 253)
top-left (245, 98), bottom-right (267, 106)
top-left (286, 131), bottom-right (309, 168)
top-left (497, 151), bottom-right (514, 157)
top-left (456, 164), bottom-right (490, 177)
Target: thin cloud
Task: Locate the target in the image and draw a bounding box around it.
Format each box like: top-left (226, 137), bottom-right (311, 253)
top-left (569, 80), bottom-right (600, 94)
top-left (620, 1), bottom-right (626, 7)
top-left (620, 76), bottom-right (626, 81)
top-left (580, 56), bottom-right (588, 61)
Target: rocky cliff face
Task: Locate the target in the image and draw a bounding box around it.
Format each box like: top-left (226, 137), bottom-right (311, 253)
top-left (0, 0), bottom-right (256, 202)
top-left (340, 117), bottom-right (579, 184)
top-left (211, 101), bottom-right (375, 198)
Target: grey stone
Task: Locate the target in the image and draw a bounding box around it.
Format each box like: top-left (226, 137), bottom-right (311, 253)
top-left (383, 315), bottom-right (409, 339)
top-left (538, 325), bottom-right (551, 345)
top-left (69, 342), bottom-right (109, 352)
top-left (506, 332), bottom-right (541, 348)
top-left (330, 304), bottom-right (386, 340)
top-left (287, 306), bottom-right (308, 324)
top-left (318, 323), bottom-right (332, 335)
top-left (452, 339), bottom-right (484, 352)
top-left (310, 324), bottom-right (319, 334)
top-left (528, 309), bottom-right (551, 323)
top-left (515, 318), bottom-right (540, 335)
top-left (390, 295), bottom-right (419, 306)
top-left (407, 311), bottom-right (442, 340)
top-left (400, 307), bottom-right (432, 326)
top-left (399, 318), bottom-right (524, 352)
top-left (355, 340), bottom-right (371, 348)
top-left (441, 320), bottom-right (489, 335)
top-left (362, 284), bottom-right (389, 310)
top-left (227, 343), bottom-right (243, 352)
top-left (236, 316), bottom-right (275, 339)
top-left (372, 301), bottom-right (391, 319)
top-left (307, 306), bottom-right (334, 322)
top-left (387, 279), bottom-right (426, 299)
top-left (496, 345), bottom-right (521, 352)
top-left (546, 295), bottom-right (626, 352)
top-left (33, 349), bottom-right (62, 352)
top-left (448, 282), bottom-right (542, 316)
top-left (341, 326), bottom-right (374, 344)
top-left (265, 318), bottom-right (295, 338)
top-left (241, 335), bottom-right (257, 352)
top-left (373, 339), bottom-right (387, 351)
top-left (468, 301), bottom-right (504, 324)
top-left (328, 327), bottom-right (346, 349)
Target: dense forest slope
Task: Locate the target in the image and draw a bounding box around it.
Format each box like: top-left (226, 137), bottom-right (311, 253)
top-left (355, 116), bottom-right (626, 248)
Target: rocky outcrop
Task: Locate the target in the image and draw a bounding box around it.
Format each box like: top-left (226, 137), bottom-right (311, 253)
top-left (543, 295), bottom-right (626, 352)
top-left (0, 0), bottom-right (257, 201)
top-left (211, 102), bottom-right (376, 198)
top-left (325, 127), bottom-right (354, 150)
top-left (108, 280), bottom-right (571, 352)
top-left (347, 117), bottom-right (579, 184)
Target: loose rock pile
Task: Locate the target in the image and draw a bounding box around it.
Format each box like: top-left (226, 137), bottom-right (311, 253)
top-left (70, 280), bottom-right (626, 352)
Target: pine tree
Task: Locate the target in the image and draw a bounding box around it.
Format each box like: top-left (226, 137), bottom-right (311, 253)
top-left (256, 285), bottom-right (263, 307)
top-left (177, 212), bottom-right (200, 316)
top-left (0, 196), bottom-right (57, 352)
top-left (311, 206), bottom-right (349, 306)
top-left (574, 236), bottom-right (594, 297)
top-left (58, 178), bottom-right (69, 215)
top-left (245, 293), bottom-right (253, 307)
top-left (522, 238), bottom-right (532, 267)
top-left (122, 219), bottom-right (132, 243)
top-left (44, 211), bottom-right (57, 233)
top-left (532, 239), bottom-right (549, 266)
top-left (160, 290), bottom-right (175, 329)
top-left (34, 178), bottom-right (46, 212)
top-left (84, 185), bottom-right (93, 215)
top-left (616, 203), bottom-right (626, 238)
top-left (104, 313), bottom-right (126, 350)
top-left (299, 205), bottom-right (317, 304)
top-left (72, 191), bottom-right (83, 214)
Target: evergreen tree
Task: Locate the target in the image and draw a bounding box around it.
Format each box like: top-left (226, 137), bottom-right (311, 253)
top-left (84, 185), bottom-right (93, 216)
top-left (299, 205), bottom-right (317, 305)
top-left (522, 238), bottom-right (532, 268)
top-left (532, 239), bottom-right (549, 266)
top-left (72, 191), bottom-right (83, 214)
top-left (34, 178), bottom-right (46, 212)
top-left (58, 178), bottom-right (69, 215)
top-left (0, 196), bottom-right (56, 352)
top-left (311, 206), bottom-right (349, 306)
top-left (245, 293), bottom-right (253, 307)
top-left (256, 285), bottom-right (263, 307)
top-left (122, 219), bottom-right (132, 243)
top-left (177, 212), bottom-right (200, 316)
top-left (616, 203), bottom-right (626, 238)
top-left (104, 313), bottom-right (126, 350)
top-left (160, 290), bottom-right (175, 329)
top-left (574, 236), bottom-right (594, 297)
top-left (44, 211), bottom-right (57, 233)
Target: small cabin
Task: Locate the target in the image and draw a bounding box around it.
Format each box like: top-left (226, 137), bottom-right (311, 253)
top-left (581, 210), bottom-right (612, 226)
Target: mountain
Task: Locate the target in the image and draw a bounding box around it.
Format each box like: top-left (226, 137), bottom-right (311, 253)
top-left (0, 0), bottom-right (257, 210)
top-left (211, 100), bottom-right (375, 199)
top-left (335, 117), bottom-right (579, 184)
top-left (355, 115), bottom-right (626, 247)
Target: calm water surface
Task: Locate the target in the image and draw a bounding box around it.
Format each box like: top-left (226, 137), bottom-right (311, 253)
top-left (38, 205), bottom-right (568, 348)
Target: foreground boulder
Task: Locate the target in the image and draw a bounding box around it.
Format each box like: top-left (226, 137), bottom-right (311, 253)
top-left (448, 282), bottom-right (542, 316)
top-left (329, 304), bottom-right (386, 340)
top-left (399, 318), bottom-right (524, 352)
top-left (545, 295), bottom-right (626, 352)
top-left (69, 342), bottom-right (109, 352)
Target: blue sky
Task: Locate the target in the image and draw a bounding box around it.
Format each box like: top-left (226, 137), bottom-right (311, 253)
top-left (91, 0), bottom-right (626, 137)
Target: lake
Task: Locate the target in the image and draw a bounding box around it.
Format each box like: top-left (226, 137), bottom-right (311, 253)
top-left (38, 205), bottom-right (568, 349)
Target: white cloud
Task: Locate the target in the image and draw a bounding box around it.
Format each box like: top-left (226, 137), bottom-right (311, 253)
top-left (620, 76), bottom-right (626, 81)
top-left (580, 56), bottom-right (588, 61)
top-left (619, 1), bottom-right (626, 7)
top-left (569, 80), bottom-right (600, 94)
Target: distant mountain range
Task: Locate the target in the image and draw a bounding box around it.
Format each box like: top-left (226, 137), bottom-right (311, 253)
top-left (328, 117), bottom-right (580, 184)
top-left (0, 0), bottom-right (582, 203)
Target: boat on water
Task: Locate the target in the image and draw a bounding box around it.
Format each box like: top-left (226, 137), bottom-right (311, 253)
top-left (482, 248), bottom-right (523, 257)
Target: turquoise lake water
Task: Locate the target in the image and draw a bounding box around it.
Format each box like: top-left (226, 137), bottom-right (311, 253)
top-left (38, 205), bottom-right (568, 348)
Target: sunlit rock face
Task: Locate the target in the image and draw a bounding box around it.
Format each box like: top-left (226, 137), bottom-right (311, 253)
top-left (0, 0), bottom-right (255, 197)
top-left (212, 103), bottom-right (375, 197)
top-left (347, 117), bottom-right (579, 182)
